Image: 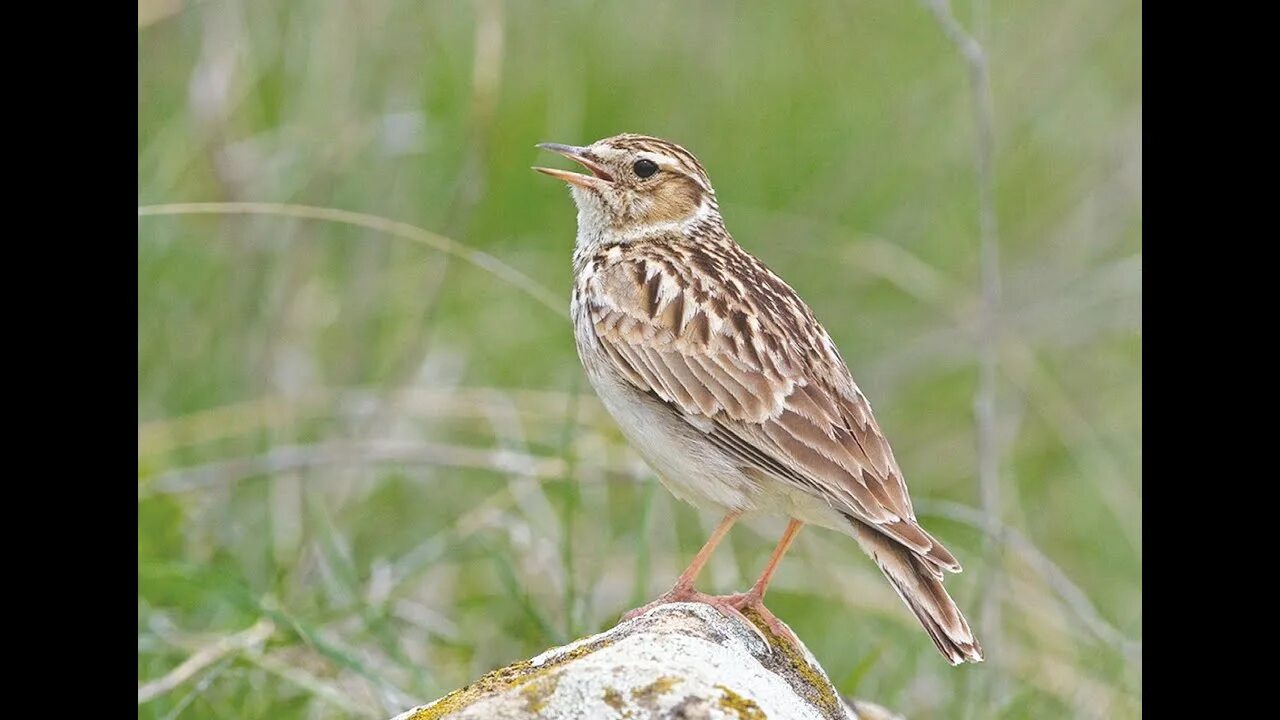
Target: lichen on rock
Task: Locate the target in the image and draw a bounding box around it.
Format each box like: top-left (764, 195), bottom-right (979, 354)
top-left (392, 602), bottom-right (891, 720)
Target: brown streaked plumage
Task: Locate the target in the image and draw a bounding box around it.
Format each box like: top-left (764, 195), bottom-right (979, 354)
top-left (534, 133), bottom-right (983, 664)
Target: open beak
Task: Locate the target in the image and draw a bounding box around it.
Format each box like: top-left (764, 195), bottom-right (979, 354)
top-left (533, 143), bottom-right (614, 189)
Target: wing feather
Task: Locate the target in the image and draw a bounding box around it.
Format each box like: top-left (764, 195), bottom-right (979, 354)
top-left (585, 252), bottom-right (960, 572)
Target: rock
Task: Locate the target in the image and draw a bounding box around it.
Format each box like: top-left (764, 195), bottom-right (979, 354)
top-left (391, 602), bottom-right (903, 720)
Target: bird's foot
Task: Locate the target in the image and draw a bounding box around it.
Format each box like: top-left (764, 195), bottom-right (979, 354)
top-left (620, 584), bottom-right (798, 650)
top-left (621, 582), bottom-right (715, 622)
top-left (718, 590), bottom-right (801, 649)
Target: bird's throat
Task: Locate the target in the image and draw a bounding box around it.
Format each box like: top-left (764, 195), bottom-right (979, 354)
top-left (571, 192), bottom-right (721, 256)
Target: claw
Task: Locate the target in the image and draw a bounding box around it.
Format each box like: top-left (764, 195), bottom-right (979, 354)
top-left (719, 591), bottom-right (801, 649)
top-left (620, 583), bottom-right (708, 622)
top-left (620, 586), bottom-right (797, 651)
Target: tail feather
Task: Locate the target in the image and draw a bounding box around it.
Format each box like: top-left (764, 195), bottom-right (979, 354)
top-left (850, 518), bottom-right (984, 665)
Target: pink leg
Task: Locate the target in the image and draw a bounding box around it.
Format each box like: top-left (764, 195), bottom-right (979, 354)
top-left (723, 519), bottom-right (805, 645)
top-left (621, 511), bottom-right (741, 621)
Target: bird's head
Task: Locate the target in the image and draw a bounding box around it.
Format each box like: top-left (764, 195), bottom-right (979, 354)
top-left (534, 133), bottom-right (719, 238)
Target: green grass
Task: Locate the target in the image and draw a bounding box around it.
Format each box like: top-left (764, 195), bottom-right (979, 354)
top-left (138, 1), bottom-right (1141, 717)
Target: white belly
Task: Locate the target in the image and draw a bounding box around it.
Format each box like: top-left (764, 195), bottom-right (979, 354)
top-left (571, 294), bottom-right (853, 532)
top-left (587, 356), bottom-right (761, 511)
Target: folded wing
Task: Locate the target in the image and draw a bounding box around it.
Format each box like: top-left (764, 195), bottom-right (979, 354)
top-left (583, 250), bottom-right (960, 573)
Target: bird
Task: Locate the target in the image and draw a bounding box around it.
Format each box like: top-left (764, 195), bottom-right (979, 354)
top-left (533, 133), bottom-right (983, 665)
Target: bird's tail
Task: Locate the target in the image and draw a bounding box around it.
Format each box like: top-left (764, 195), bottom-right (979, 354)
top-left (851, 519), bottom-right (984, 665)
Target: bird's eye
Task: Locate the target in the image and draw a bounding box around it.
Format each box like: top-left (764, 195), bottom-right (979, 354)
top-left (633, 159), bottom-right (659, 178)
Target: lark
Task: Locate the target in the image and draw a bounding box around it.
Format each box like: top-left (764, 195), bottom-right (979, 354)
top-left (534, 133), bottom-right (982, 664)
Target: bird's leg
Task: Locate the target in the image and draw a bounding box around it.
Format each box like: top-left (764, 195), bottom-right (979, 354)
top-left (621, 511), bottom-right (741, 621)
top-left (723, 518), bottom-right (805, 645)
top-left (671, 510), bottom-right (742, 592)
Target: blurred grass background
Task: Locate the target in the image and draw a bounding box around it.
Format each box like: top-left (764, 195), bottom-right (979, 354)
top-left (138, 0), bottom-right (1141, 717)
